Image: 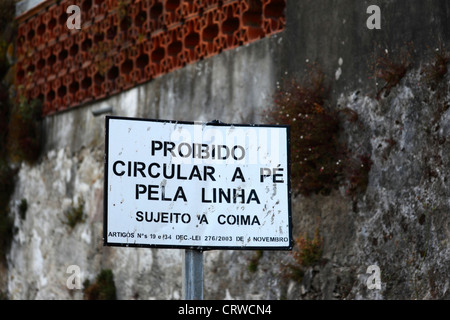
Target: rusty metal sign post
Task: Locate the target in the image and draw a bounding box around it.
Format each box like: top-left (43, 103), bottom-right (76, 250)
top-left (183, 249), bottom-right (204, 300)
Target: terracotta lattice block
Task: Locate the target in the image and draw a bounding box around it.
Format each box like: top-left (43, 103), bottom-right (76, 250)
top-left (199, 8), bottom-right (224, 58)
top-left (165, 25), bottom-right (188, 71)
top-left (15, 0), bottom-right (286, 115)
top-left (182, 17), bottom-right (202, 63)
top-left (262, 0), bottom-right (285, 34)
top-left (180, 0), bottom-right (201, 19)
top-left (145, 0), bottom-right (165, 31)
top-left (219, 1), bottom-right (243, 50)
top-left (163, 0), bottom-right (184, 27)
top-left (241, 0), bottom-right (264, 41)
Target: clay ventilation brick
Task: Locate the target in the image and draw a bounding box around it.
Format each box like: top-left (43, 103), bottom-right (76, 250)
top-left (15, 0), bottom-right (286, 115)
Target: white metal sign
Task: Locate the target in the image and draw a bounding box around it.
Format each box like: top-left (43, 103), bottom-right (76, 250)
top-left (104, 116), bottom-right (292, 250)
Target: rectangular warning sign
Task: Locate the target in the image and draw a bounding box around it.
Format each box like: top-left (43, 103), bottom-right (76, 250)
top-left (104, 116), bottom-right (292, 250)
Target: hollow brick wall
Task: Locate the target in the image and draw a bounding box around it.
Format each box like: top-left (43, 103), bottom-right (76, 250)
top-left (15, 0), bottom-right (286, 115)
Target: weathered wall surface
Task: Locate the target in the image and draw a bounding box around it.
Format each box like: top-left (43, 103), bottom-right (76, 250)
top-left (4, 0), bottom-right (450, 299)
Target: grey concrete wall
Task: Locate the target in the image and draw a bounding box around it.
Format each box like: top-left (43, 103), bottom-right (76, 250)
top-left (280, 0), bottom-right (450, 94)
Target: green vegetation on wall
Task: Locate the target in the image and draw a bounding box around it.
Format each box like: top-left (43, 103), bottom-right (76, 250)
top-left (264, 64), bottom-right (372, 198)
top-left (83, 269), bottom-right (117, 300)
